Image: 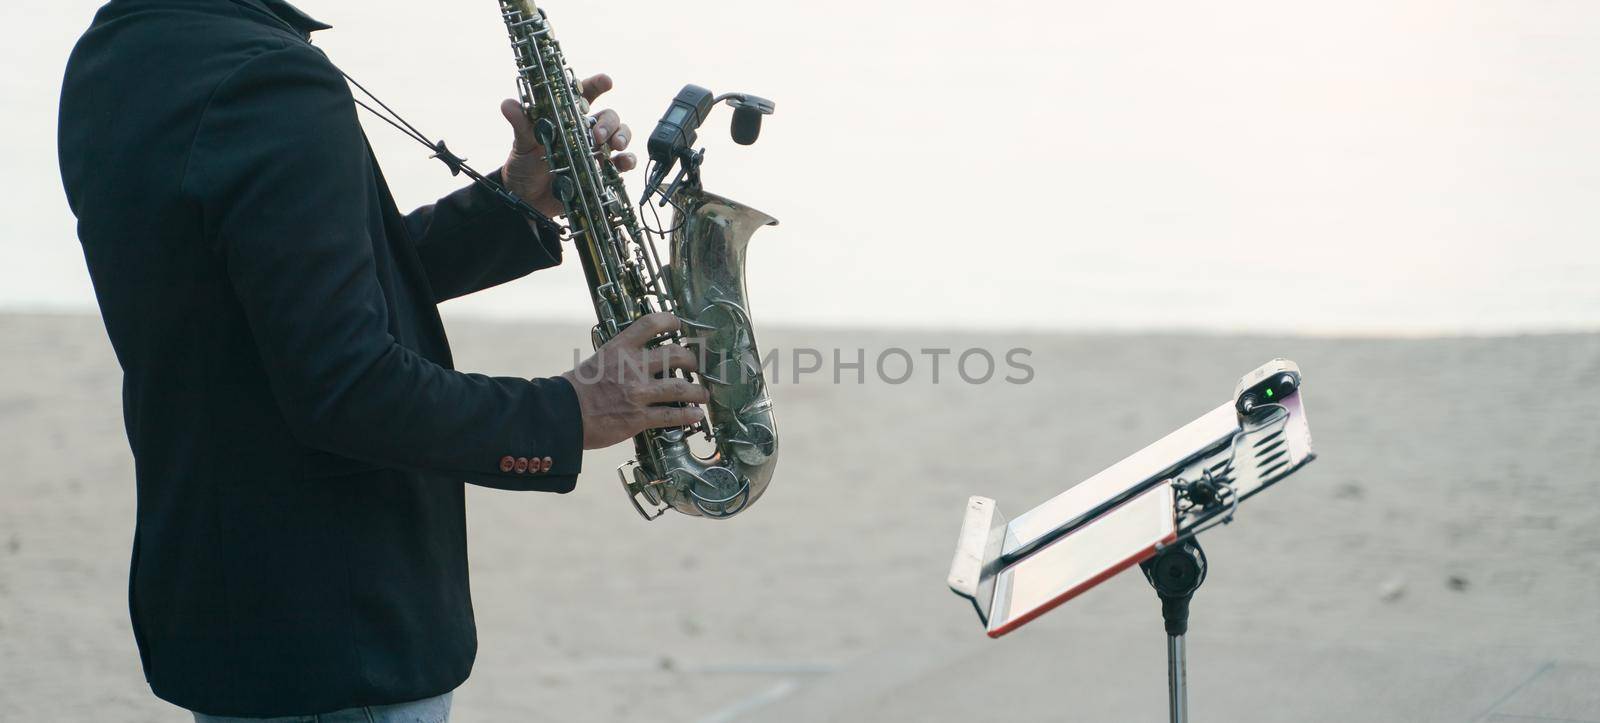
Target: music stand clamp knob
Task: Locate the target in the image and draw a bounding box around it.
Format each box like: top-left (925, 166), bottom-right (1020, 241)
top-left (1141, 541), bottom-right (1207, 636)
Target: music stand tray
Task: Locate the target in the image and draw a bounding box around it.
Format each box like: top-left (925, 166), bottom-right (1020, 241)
top-left (946, 359), bottom-right (1317, 722)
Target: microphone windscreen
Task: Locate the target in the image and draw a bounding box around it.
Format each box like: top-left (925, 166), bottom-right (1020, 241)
top-left (731, 107), bottom-right (763, 146)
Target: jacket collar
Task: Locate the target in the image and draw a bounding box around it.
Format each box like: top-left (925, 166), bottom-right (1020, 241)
top-left (230, 0), bottom-right (332, 38)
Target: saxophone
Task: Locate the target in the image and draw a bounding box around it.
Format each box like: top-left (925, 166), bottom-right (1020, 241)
top-left (498, 1), bottom-right (779, 520)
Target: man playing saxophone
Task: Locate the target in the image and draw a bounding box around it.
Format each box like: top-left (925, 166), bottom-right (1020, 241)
top-left (57, 0), bottom-right (701, 719)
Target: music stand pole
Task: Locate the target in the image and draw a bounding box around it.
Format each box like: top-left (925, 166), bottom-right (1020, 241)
top-left (1167, 633), bottom-right (1186, 722)
top-left (1142, 540), bottom-right (1207, 723)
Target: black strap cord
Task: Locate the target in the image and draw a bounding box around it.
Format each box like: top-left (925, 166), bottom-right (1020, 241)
top-left (340, 72), bottom-right (558, 230)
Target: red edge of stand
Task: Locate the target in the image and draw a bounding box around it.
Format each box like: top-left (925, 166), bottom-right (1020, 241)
top-left (987, 529), bottom-right (1179, 639)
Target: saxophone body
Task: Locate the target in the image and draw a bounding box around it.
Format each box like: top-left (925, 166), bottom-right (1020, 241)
top-left (499, 0), bottom-right (779, 520)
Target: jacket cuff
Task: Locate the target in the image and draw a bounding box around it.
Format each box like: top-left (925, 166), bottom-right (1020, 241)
top-left (480, 169), bottom-right (565, 267)
top-left (467, 375), bottom-right (585, 493)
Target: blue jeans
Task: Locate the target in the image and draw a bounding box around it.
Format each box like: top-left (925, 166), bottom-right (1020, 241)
top-left (191, 692), bottom-right (451, 723)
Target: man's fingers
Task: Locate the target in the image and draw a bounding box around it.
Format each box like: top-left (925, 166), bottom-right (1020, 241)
top-left (644, 405), bottom-right (705, 430)
top-left (641, 345), bottom-right (699, 376)
top-left (598, 121), bottom-right (634, 170)
top-left (641, 379), bottom-right (711, 406)
top-left (591, 109), bottom-right (620, 146)
top-left (607, 124), bottom-right (631, 152)
top-left (613, 312), bottom-right (680, 348)
top-left (578, 73), bottom-right (614, 104)
top-left (500, 99), bottom-right (539, 154)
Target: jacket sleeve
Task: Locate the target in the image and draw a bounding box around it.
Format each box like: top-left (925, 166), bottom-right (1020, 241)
top-left (184, 44), bottom-right (582, 491)
top-left (404, 169), bottom-right (568, 303)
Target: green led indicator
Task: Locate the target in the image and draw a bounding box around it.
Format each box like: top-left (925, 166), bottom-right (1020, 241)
top-left (1265, 388), bottom-right (1275, 398)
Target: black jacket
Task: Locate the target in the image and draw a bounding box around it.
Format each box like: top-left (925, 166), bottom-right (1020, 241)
top-left (57, 0), bottom-right (584, 715)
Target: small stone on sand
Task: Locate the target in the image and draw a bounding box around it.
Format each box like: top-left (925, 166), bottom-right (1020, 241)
top-left (1379, 576), bottom-right (1407, 602)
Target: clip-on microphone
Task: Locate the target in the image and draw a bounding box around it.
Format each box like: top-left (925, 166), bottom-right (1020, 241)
top-left (641, 85), bottom-right (776, 206)
top-left (725, 93), bottom-right (777, 146)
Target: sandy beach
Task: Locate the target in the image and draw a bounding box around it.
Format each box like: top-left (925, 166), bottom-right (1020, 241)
top-left (2, 312), bottom-right (1597, 722)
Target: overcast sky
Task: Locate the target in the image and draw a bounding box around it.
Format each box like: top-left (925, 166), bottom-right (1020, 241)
top-left (6, 0), bottom-right (1599, 334)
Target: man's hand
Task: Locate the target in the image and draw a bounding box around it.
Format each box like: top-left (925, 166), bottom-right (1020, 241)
top-left (562, 312), bottom-right (708, 450)
top-left (499, 73), bottom-right (638, 218)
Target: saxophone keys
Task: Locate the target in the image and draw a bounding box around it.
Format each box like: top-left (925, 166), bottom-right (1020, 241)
top-left (688, 467), bottom-right (748, 518)
top-left (677, 316), bottom-right (716, 332)
top-left (693, 301), bottom-right (753, 354)
top-left (740, 353), bottom-right (763, 381)
top-left (533, 117), bottom-right (557, 147)
top-left (727, 423), bottom-right (776, 467)
top-left (618, 461), bottom-right (668, 522)
top-left (552, 174), bottom-right (577, 202)
top-left (702, 356), bottom-right (747, 387)
top-left (735, 395), bottom-right (774, 418)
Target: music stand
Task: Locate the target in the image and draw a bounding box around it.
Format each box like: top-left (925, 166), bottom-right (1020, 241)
top-left (947, 359), bottom-right (1316, 723)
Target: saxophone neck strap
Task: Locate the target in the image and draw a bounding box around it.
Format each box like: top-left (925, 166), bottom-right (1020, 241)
top-left (339, 71), bottom-right (555, 228)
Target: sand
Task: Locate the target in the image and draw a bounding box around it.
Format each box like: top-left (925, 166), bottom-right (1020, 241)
top-left (2, 312), bottom-right (1597, 722)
